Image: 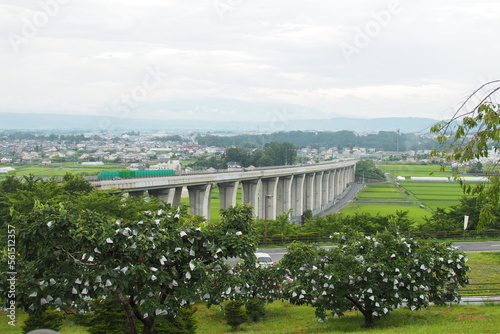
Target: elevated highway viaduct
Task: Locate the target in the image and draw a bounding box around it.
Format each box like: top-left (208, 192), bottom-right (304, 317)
top-left (92, 160), bottom-right (357, 220)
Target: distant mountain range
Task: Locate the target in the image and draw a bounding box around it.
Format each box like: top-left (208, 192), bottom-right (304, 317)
top-left (0, 112), bottom-right (440, 134)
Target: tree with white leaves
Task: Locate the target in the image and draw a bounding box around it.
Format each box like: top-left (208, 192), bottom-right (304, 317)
top-left (279, 231), bottom-right (470, 328)
top-left (14, 203), bottom-right (257, 334)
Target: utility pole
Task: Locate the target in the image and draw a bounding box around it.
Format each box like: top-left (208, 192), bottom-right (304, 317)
top-left (397, 129), bottom-right (400, 153)
top-left (264, 194), bottom-right (273, 244)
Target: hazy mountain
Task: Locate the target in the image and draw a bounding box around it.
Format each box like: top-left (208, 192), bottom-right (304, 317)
top-left (0, 112), bottom-right (439, 134)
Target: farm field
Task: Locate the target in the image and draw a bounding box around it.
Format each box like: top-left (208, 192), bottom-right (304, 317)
top-left (340, 164), bottom-right (479, 222)
top-left (381, 163), bottom-right (454, 177)
top-left (0, 163), bottom-right (127, 178)
top-left (341, 182), bottom-right (433, 221)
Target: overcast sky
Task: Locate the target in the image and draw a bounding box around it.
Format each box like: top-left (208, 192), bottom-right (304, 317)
top-left (1, 0), bottom-right (500, 124)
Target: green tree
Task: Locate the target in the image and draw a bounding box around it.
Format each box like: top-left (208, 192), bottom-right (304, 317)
top-left (467, 161), bottom-right (483, 175)
top-left (62, 173), bottom-right (94, 194)
top-left (256, 155), bottom-right (274, 167)
top-left (355, 160), bottom-right (385, 181)
top-left (422, 196), bottom-right (500, 231)
top-left (0, 174), bottom-right (169, 227)
top-left (431, 81), bottom-right (500, 223)
top-left (12, 204), bottom-right (257, 334)
top-left (263, 142), bottom-right (296, 166)
top-left (279, 232), bottom-right (470, 328)
top-left (223, 147), bottom-right (250, 167)
top-left (223, 300), bottom-right (247, 331)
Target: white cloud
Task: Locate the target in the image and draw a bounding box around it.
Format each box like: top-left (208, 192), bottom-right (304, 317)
top-left (1, 0), bottom-right (500, 122)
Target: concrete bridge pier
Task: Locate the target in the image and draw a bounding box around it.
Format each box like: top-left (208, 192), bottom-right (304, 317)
top-left (304, 173), bottom-right (315, 211)
top-left (241, 179), bottom-right (261, 217)
top-left (276, 176), bottom-right (293, 218)
top-left (313, 171), bottom-right (323, 209)
top-left (218, 181), bottom-right (239, 210)
top-left (321, 171), bottom-right (330, 206)
top-left (291, 174), bottom-right (305, 217)
top-left (187, 184), bottom-right (212, 219)
top-left (148, 187), bottom-right (182, 206)
top-left (260, 177), bottom-right (278, 220)
top-left (328, 169), bottom-right (336, 202)
top-left (128, 190), bottom-right (145, 197)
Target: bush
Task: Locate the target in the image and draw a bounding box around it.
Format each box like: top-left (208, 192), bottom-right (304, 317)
top-left (22, 309), bottom-right (64, 334)
top-left (153, 306), bottom-right (197, 334)
top-left (223, 300), bottom-right (247, 331)
top-left (73, 296), bottom-right (129, 334)
top-left (74, 296), bottom-right (197, 334)
top-left (245, 298), bottom-right (266, 322)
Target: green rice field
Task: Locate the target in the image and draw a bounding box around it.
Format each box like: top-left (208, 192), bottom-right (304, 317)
top-left (381, 163), bottom-right (454, 177)
top-left (340, 164), bottom-right (479, 222)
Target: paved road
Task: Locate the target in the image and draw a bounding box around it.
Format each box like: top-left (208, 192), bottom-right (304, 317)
top-left (453, 241), bottom-right (500, 252)
top-left (319, 183), bottom-right (365, 216)
top-left (258, 241), bottom-right (500, 263)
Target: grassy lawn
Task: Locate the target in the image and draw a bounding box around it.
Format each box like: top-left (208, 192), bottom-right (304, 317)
top-left (195, 302), bottom-right (500, 334)
top-left (467, 252), bottom-right (500, 282)
top-left (5, 303), bottom-right (500, 334)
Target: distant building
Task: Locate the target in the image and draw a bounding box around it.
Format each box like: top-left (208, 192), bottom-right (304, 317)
top-left (0, 157), bottom-right (12, 163)
top-left (0, 167), bottom-right (15, 174)
top-left (81, 162), bottom-right (104, 165)
top-left (150, 160), bottom-right (181, 171)
top-left (227, 161), bottom-right (242, 168)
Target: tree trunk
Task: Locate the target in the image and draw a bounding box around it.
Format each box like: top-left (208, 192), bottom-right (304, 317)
top-left (117, 292), bottom-right (138, 334)
top-left (345, 294), bottom-right (375, 328)
top-left (129, 294), bottom-right (156, 334)
top-left (141, 318), bottom-right (154, 334)
top-left (361, 309), bottom-right (374, 328)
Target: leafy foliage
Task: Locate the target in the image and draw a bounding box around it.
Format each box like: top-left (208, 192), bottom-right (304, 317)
top-left (74, 294), bottom-right (197, 334)
top-left (423, 196), bottom-right (500, 231)
top-left (355, 159), bottom-right (385, 180)
top-left (74, 296), bottom-right (130, 334)
top-left (222, 300), bottom-right (247, 331)
top-left (279, 232), bottom-right (470, 327)
top-left (21, 309), bottom-right (64, 334)
top-left (202, 261), bottom-right (283, 308)
top-left (431, 81), bottom-right (500, 223)
top-left (0, 173), bottom-right (169, 229)
top-left (300, 211), bottom-right (415, 235)
top-left (245, 298), bottom-right (266, 322)
top-left (12, 203), bottom-right (256, 334)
